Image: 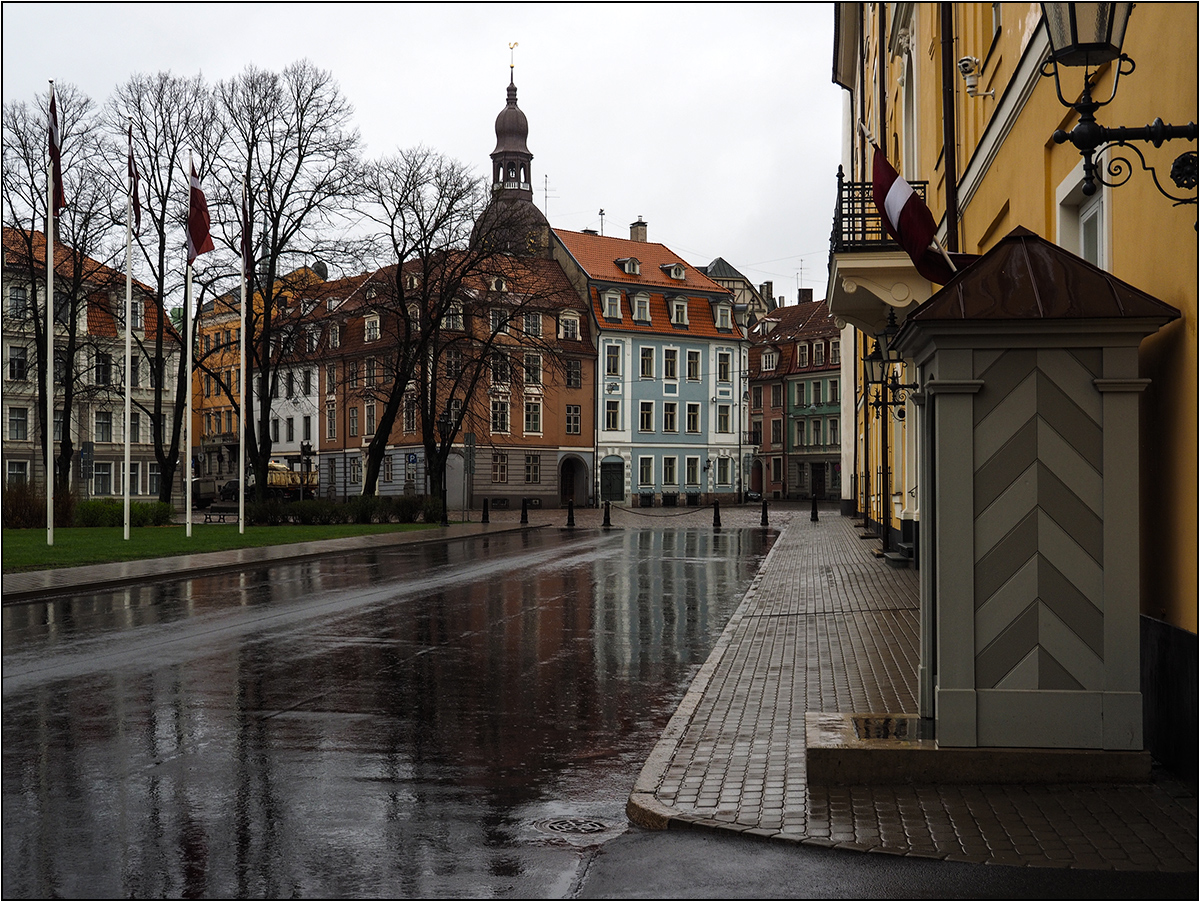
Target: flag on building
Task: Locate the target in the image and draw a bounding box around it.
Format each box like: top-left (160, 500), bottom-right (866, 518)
top-left (240, 182), bottom-right (253, 276)
top-left (187, 162), bottom-right (214, 264)
top-left (48, 85), bottom-right (67, 216)
top-left (127, 123), bottom-right (141, 236)
top-left (871, 146), bottom-right (975, 285)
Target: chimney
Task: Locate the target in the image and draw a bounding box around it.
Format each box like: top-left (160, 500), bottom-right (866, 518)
top-left (630, 216), bottom-right (647, 242)
top-left (581, 228), bottom-right (598, 235)
top-left (798, 287), bottom-right (813, 304)
top-left (760, 281), bottom-right (773, 303)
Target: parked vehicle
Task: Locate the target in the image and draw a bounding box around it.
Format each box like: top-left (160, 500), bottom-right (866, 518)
top-left (191, 477), bottom-right (217, 509)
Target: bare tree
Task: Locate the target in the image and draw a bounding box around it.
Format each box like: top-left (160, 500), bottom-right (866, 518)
top-left (213, 60), bottom-right (363, 500)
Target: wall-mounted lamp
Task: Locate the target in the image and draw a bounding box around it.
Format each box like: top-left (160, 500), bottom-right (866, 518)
top-left (1040, 3), bottom-right (1197, 207)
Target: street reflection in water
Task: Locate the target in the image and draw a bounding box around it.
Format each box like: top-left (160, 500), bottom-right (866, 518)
top-left (2, 527), bottom-right (773, 899)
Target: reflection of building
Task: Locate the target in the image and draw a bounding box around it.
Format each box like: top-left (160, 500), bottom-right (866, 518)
top-left (3, 228), bottom-right (181, 500)
top-left (748, 295), bottom-right (841, 501)
top-left (828, 5), bottom-right (1196, 769)
top-left (553, 222), bottom-right (748, 505)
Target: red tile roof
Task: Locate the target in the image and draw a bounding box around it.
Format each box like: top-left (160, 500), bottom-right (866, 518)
top-left (553, 228), bottom-right (728, 294)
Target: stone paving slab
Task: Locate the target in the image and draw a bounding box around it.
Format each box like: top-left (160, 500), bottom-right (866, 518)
top-left (628, 511), bottom-right (1199, 872)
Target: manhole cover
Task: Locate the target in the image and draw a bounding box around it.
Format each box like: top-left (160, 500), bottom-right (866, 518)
top-left (535, 816), bottom-right (612, 836)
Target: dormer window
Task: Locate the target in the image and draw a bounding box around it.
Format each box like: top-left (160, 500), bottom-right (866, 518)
top-left (716, 304), bottom-right (732, 330)
top-left (365, 315), bottom-right (380, 342)
top-left (660, 263), bottom-right (686, 280)
top-left (633, 292), bottom-right (651, 322)
top-left (491, 277), bottom-right (507, 292)
top-left (602, 290), bottom-right (622, 321)
top-left (670, 298), bottom-right (689, 326)
top-left (615, 257), bottom-right (641, 276)
top-left (761, 350), bottom-right (778, 372)
top-left (797, 344), bottom-right (809, 368)
top-left (559, 312), bottom-right (580, 340)
top-left (813, 342), bottom-right (825, 366)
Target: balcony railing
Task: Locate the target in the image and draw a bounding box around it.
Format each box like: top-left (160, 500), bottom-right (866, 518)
top-left (829, 165), bottom-right (928, 253)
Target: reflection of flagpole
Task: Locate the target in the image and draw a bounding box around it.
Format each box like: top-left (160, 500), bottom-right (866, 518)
top-left (123, 118), bottom-right (133, 540)
top-left (185, 152), bottom-right (193, 538)
top-left (45, 93), bottom-right (55, 548)
top-left (238, 179), bottom-right (247, 534)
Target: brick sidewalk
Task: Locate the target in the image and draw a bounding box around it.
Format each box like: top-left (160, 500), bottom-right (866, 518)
top-left (628, 511), bottom-right (1199, 871)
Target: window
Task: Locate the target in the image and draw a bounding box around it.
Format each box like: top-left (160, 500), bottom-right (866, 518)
top-left (605, 400), bottom-right (620, 431)
top-left (771, 384), bottom-right (783, 408)
top-left (671, 299), bottom-right (688, 326)
top-left (717, 405), bottom-right (731, 433)
top-left (93, 462), bottom-right (113, 495)
top-left (752, 386), bottom-right (762, 410)
top-left (830, 418), bottom-right (840, 446)
top-left (445, 347), bottom-right (462, 378)
top-left (366, 357), bottom-right (377, 386)
top-left (640, 347), bottom-right (654, 378)
top-left (8, 346), bottom-right (28, 381)
top-left (663, 402), bottom-right (677, 433)
top-left (761, 350), bottom-right (778, 372)
top-left (639, 401), bottom-right (654, 432)
top-left (566, 404), bottom-right (581, 435)
top-left (771, 419), bottom-right (783, 444)
top-left (348, 408), bottom-right (358, 437)
top-left (492, 452), bottom-right (508, 483)
top-left (618, 257), bottom-right (641, 276)
top-left (224, 410), bottom-right (233, 433)
top-left (365, 403), bottom-right (376, 435)
top-left (813, 382), bottom-right (822, 405)
top-left (205, 373), bottom-right (213, 398)
top-left (204, 334), bottom-right (211, 355)
top-left (638, 456), bottom-right (653, 486)
top-left (716, 305), bottom-right (732, 330)
top-left (326, 364), bottom-right (337, 395)
top-left (717, 457), bottom-right (731, 486)
top-left (686, 456), bottom-right (700, 486)
top-left (303, 369), bottom-right (313, 395)
top-left (449, 398), bottom-right (462, 426)
top-left (129, 412), bottom-right (141, 443)
top-left (491, 351), bottom-right (510, 384)
top-left (445, 304), bottom-right (464, 331)
top-left (566, 359), bottom-right (582, 389)
top-left (664, 348), bottom-right (678, 380)
top-left (306, 328), bottom-right (318, 353)
top-left (717, 352), bottom-right (731, 383)
top-left (348, 361), bottom-right (359, 389)
top-left (285, 417), bottom-right (295, 442)
top-left (663, 456), bottom-right (677, 486)
top-left (524, 454), bottom-right (541, 484)
top-left (350, 457), bottom-right (362, 485)
top-left (605, 345), bottom-right (621, 377)
top-left (603, 291), bottom-right (622, 320)
top-left (560, 314), bottom-right (579, 340)
top-left (129, 300), bottom-right (143, 331)
top-left (147, 462), bottom-right (160, 495)
top-left (404, 394), bottom-right (417, 432)
top-left (797, 344), bottom-right (808, 368)
top-left (491, 398), bottom-right (509, 433)
top-left (811, 419), bottom-right (822, 445)
top-left (326, 402), bottom-right (337, 439)
top-left (814, 342), bottom-right (825, 366)
top-left (524, 312), bottom-right (542, 336)
top-left (127, 462), bottom-right (140, 495)
top-left (490, 308), bottom-right (508, 333)
top-left (130, 357), bottom-right (139, 388)
top-left (328, 324), bottom-right (340, 349)
top-left (830, 340), bottom-right (840, 365)
top-left (830, 379), bottom-right (839, 402)
top-left (286, 371), bottom-right (295, 399)
top-left (8, 287), bottom-right (28, 319)
top-left (365, 315), bottom-right (380, 341)
top-left (1080, 193), bottom-right (1105, 268)
top-left (54, 290), bottom-right (69, 324)
top-left (686, 402), bottom-right (700, 433)
top-left (796, 420), bottom-right (806, 446)
top-left (383, 456), bottom-right (393, 483)
top-left (95, 352), bottom-right (112, 385)
top-left (633, 293), bottom-right (651, 322)
top-left (524, 352), bottom-right (541, 385)
top-left (9, 406), bottom-right (28, 440)
top-left (795, 382), bottom-right (807, 406)
top-left (95, 410), bottom-right (113, 443)
top-left (524, 400), bottom-right (541, 434)
top-left (686, 350), bottom-right (701, 381)
top-left (771, 457), bottom-right (782, 483)
top-left (8, 460), bottom-right (29, 486)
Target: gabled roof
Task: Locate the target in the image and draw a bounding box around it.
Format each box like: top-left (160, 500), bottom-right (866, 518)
top-left (588, 286), bottom-right (737, 340)
top-left (702, 257), bottom-right (749, 282)
top-left (553, 228), bottom-right (728, 294)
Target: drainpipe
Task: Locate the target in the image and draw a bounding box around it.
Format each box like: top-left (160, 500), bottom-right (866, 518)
top-left (941, 3), bottom-right (961, 252)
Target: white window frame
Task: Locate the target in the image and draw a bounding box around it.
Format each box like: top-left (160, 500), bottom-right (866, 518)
top-left (633, 292), bottom-right (651, 322)
top-left (524, 399), bottom-right (542, 435)
top-left (663, 456), bottom-right (678, 486)
top-left (603, 290), bottom-right (622, 320)
top-left (716, 305), bottom-right (732, 329)
top-left (686, 455), bottom-right (701, 486)
top-left (639, 400), bottom-right (654, 432)
top-left (639, 347), bottom-right (655, 379)
top-left (365, 315), bottom-right (380, 342)
top-left (663, 348), bottom-right (678, 380)
top-left (671, 299), bottom-right (689, 326)
top-left (638, 455), bottom-right (654, 487)
top-left (560, 313), bottom-right (580, 340)
top-left (604, 400), bottom-right (621, 431)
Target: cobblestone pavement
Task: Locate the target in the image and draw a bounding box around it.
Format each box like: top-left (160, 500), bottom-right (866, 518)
top-left (622, 505), bottom-right (1198, 872)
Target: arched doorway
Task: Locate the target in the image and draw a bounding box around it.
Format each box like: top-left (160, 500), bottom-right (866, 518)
top-left (750, 459), bottom-right (764, 495)
top-left (600, 456), bottom-right (624, 502)
top-left (559, 456), bottom-right (588, 506)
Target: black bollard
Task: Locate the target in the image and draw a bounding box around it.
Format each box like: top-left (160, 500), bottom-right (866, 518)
top-left (603, 500), bottom-right (611, 528)
top-left (566, 499), bottom-right (575, 528)
top-left (761, 499), bottom-right (769, 527)
top-left (811, 495), bottom-right (819, 522)
top-left (521, 498), bottom-right (529, 525)
top-left (482, 498), bottom-right (489, 524)
top-left (713, 498), bottom-right (722, 528)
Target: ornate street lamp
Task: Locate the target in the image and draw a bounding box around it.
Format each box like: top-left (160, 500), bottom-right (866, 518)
top-left (1040, 3), bottom-right (1197, 206)
top-left (865, 310), bottom-right (918, 555)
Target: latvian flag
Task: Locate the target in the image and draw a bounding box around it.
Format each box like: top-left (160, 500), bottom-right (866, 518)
top-left (48, 85), bottom-right (67, 216)
top-left (872, 146), bottom-right (974, 285)
top-left (127, 123), bottom-right (141, 236)
top-left (187, 163), bottom-right (215, 264)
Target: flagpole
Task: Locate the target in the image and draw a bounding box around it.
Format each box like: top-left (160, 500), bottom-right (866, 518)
top-left (239, 179), bottom-right (247, 534)
top-left (123, 118), bottom-right (134, 541)
top-left (45, 80), bottom-right (55, 547)
top-left (930, 236), bottom-right (959, 275)
top-left (185, 156), bottom-right (193, 538)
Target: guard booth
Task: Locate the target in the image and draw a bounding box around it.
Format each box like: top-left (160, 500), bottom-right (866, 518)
top-left (894, 227), bottom-right (1179, 750)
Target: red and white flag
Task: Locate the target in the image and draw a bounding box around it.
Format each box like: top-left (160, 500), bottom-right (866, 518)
top-left (127, 123), bottom-right (141, 236)
top-left (872, 146), bottom-right (975, 285)
top-left (48, 85), bottom-right (67, 216)
top-left (186, 162), bottom-right (214, 264)
top-left (240, 182), bottom-right (253, 276)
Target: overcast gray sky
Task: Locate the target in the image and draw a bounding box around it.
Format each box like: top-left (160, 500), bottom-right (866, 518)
top-left (3, 2), bottom-right (842, 303)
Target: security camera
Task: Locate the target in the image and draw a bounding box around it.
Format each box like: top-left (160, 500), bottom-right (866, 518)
top-left (956, 56), bottom-right (993, 98)
top-left (957, 56), bottom-right (978, 77)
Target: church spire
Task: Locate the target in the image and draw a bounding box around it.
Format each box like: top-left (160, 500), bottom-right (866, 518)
top-left (492, 45), bottom-right (533, 200)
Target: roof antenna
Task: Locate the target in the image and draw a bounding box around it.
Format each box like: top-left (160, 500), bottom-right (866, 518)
top-left (599, 209), bottom-right (605, 236)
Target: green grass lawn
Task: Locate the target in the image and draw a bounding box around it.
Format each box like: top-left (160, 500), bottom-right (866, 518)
top-left (1, 522), bottom-right (436, 573)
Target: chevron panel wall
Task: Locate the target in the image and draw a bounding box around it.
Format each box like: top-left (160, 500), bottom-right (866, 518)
top-left (971, 349), bottom-right (1105, 692)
